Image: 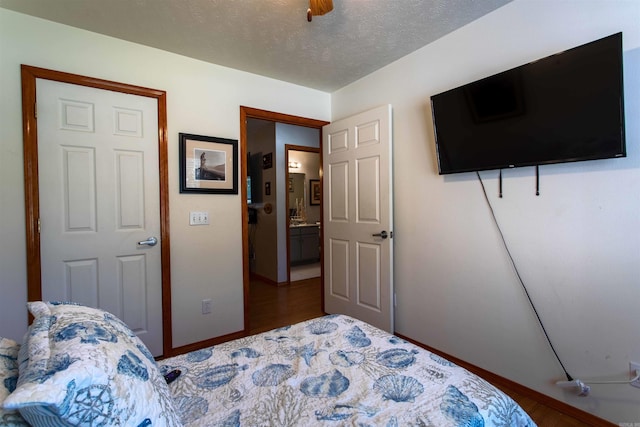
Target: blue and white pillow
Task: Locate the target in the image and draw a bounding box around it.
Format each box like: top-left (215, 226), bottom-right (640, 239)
top-left (0, 338), bottom-right (28, 426)
top-left (3, 302), bottom-right (181, 427)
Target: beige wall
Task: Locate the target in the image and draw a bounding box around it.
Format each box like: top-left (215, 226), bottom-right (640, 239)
top-left (332, 0), bottom-right (640, 424)
top-left (0, 9), bottom-right (330, 347)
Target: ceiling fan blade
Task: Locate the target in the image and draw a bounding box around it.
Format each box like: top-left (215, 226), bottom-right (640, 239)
top-left (309, 0), bottom-right (334, 16)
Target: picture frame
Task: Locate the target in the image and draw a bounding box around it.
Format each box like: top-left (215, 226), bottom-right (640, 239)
top-left (309, 179), bottom-right (321, 205)
top-left (179, 133), bottom-right (238, 194)
top-left (262, 153), bottom-right (273, 169)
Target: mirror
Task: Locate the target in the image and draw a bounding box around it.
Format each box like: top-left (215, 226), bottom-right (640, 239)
top-left (288, 173), bottom-right (305, 222)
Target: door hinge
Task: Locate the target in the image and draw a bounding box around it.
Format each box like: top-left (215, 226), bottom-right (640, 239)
top-left (37, 218), bottom-right (41, 233)
top-left (34, 103), bottom-right (37, 119)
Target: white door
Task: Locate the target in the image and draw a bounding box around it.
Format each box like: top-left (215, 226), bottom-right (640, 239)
top-left (37, 79), bottom-right (163, 356)
top-left (323, 104), bottom-right (394, 332)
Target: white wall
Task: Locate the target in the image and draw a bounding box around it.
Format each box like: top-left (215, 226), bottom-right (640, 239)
top-left (332, 0), bottom-right (639, 423)
top-left (0, 9), bottom-right (330, 347)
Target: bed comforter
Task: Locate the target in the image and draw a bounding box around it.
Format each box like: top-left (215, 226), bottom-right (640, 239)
top-left (160, 315), bottom-right (536, 426)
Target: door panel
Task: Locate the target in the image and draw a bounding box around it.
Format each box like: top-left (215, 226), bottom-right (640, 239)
top-left (115, 151), bottom-right (145, 229)
top-left (64, 259), bottom-right (98, 306)
top-left (118, 254), bottom-right (148, 333)
top-left (356, 156), bottom-right (380, 222)
top-left (357, 242), bottom-right (381, 310)
top-left (329, 161), bottom-right (349, 221)
top-left (62, 146), bottom-right (97, 231)
top-left (323, 104), bottom-right (393, 332)
top-left (37, 78), bottom-right (163, 355)
top-left (329, 238), bottom-right (350, 300)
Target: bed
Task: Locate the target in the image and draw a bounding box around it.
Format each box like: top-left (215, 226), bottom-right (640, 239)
top-left (1, 302), bottom-right (536, 426)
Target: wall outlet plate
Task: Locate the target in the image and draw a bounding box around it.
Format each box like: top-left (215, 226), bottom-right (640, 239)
top-left (202, 299), bottom-right (212, 314)
top-left (631, 362), bottom-right (640, 388)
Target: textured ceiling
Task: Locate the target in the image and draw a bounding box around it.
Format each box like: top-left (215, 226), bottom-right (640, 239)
top-left (0, 0), bottom-right (512, 92)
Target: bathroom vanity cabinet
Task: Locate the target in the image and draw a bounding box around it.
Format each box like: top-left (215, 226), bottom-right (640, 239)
top-left (289, 224), bottom-right (320, 265)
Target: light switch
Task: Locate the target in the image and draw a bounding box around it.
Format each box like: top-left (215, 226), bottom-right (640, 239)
top-left (189, 211), bottom-right (210, 225)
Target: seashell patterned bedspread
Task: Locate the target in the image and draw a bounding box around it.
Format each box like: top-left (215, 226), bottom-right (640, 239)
top-left (159, 315), bottom-right (536, 426)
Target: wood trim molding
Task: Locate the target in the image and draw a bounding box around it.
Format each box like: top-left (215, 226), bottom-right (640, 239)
top-left (240, 106), bottom-right (329, 336)
top-left (240, 107), bottom-right (251, 335)
top-left (241, 106), bottom-right (330, 129)
top-left (395, 333), bottom-right (616, 427)
top-left (21, 66), bottom-right (42, 310)
top-left (20, 65), bottom-right (173, 357)
top-left (165, 330), bottom-right (246, 359)
top-left (249, 272), bottom-right (278, 286)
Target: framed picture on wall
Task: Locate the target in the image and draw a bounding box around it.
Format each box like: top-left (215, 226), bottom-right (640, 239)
top-left (310, 179), bottom-right (321, 205)
top-left (179, 133), bottom-right (238, 194)
top-left (262, 153), bottom-right (273, 169)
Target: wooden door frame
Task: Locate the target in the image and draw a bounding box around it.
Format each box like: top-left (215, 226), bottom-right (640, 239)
top-left (284, 144), bottom-right (321, 284)
top-left (240, 106), bottom-right (329, 333)
top-left (21, 65), bottom-right (173, 356)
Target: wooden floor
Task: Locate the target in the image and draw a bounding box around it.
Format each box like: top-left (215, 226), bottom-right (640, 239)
top-left (249, 276), bottom-right (324, 335)
top-left (249, 276), bottom-right (593, 426)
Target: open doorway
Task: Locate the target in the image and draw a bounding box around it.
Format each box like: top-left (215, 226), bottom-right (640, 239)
top-left (286, 145), bottom-right (321, 282)
top-left (239, 107), bottom-right (328, 334)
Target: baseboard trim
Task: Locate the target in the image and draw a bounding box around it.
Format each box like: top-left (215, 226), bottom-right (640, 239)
top-left (395, 333), bottom-right (616, 427)
top-left (250, 272), bottom-right (289, 287)
top-left (164, 329), bottom-right (245, 358)
top-left (249, 272), bottom-right (277, 285)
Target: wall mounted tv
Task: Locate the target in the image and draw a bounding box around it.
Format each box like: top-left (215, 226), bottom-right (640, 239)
top-left (431, 32), bottom-right (625, 175)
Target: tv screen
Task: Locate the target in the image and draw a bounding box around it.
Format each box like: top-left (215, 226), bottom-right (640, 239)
top-left (431, 32), bottom-right (625, 175)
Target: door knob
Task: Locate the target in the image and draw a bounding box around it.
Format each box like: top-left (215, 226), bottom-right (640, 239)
top-left (138, 237), bottom-right (158, 246)
top-left (372, 230), bottom-right (388, 239)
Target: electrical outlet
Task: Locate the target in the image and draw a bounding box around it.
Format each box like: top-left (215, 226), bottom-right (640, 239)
top-left (631, 362), bottom-right (640, 388)
top-left (190, 211), bottom-right (210, 225)
top-left (202, 299), bottom-right (212, 314)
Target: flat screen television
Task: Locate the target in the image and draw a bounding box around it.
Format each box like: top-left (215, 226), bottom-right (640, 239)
top-left (431, 32), bottom-right (625, 175)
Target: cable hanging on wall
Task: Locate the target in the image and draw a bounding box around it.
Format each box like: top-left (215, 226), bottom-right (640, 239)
top-left (476, 171), bottom-right (572, 381)
top-left (477, 171), bottom-right (640, 396)
top-left (555, 371), bottom-right (640, 397)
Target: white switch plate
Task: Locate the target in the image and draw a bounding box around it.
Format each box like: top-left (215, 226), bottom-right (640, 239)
top-left (202, 299), bottom-right (212, 314)
top-left (190, 211), bottom-right (209, 225)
